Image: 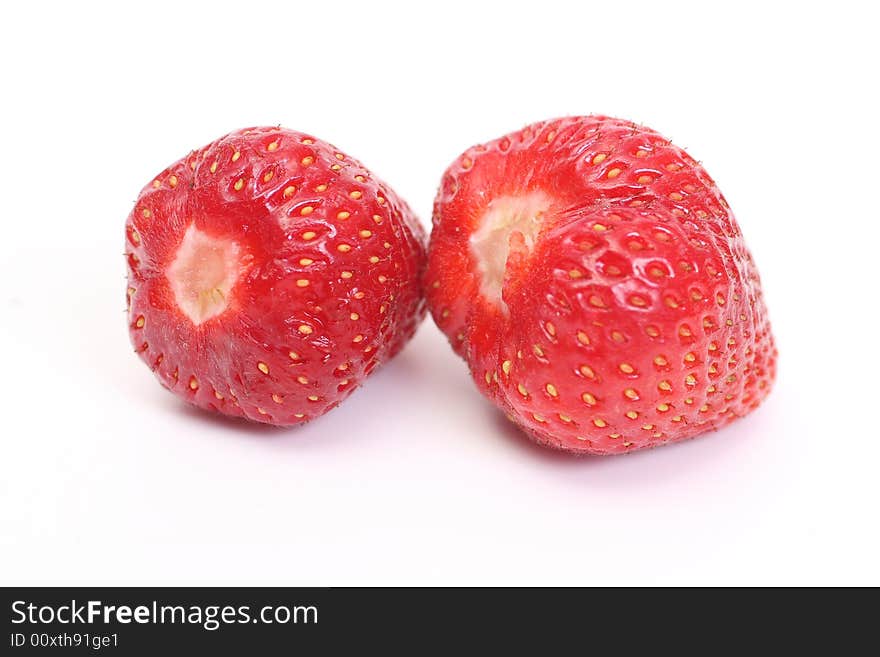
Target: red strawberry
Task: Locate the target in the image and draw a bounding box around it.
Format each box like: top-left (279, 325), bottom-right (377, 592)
top-left (426, 116), bottom-right (776, 454)
top-left (126, 127), bottom-right (426, 425)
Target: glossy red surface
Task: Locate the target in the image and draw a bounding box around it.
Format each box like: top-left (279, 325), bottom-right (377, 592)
top-left (426, 116), bottom-right (776, 454)
top-left (126, 127), bottom-right (426, 425)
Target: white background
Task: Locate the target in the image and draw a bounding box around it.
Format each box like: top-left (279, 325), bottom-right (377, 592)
top-left (1, 1), bottom-right (877, 585)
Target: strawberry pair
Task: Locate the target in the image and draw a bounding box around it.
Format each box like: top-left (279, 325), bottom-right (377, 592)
top-left (126, 116), bottom-right (776, 455)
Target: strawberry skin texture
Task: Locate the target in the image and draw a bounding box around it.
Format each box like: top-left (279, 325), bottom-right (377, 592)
top-left (426, 116), bottom-right (776, 455)
top-left (126, 127), bottom-right (426, 426)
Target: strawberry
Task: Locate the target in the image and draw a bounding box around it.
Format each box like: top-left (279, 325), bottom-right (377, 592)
top-left (126, 127), bottom-right (426, 425)
top-left (426, 116), bottom-right (776, 454)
